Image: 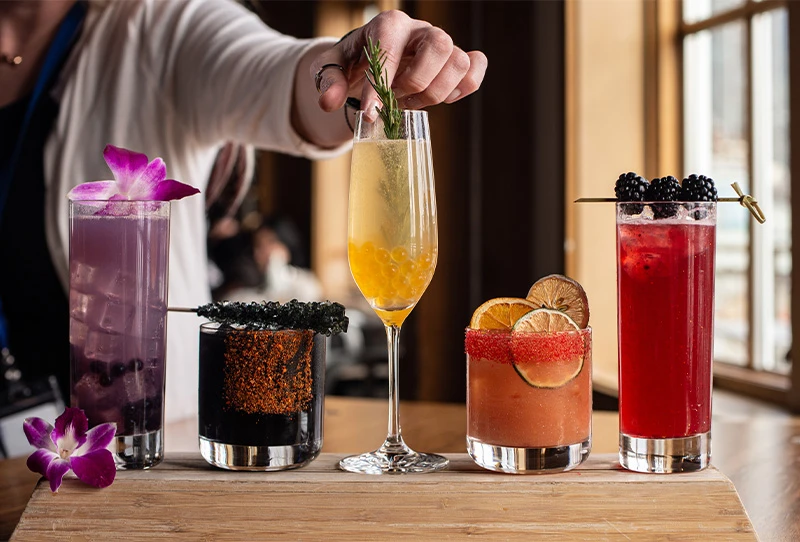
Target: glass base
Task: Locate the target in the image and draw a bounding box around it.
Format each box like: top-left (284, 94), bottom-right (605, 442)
top-left (199, 436), bottom-right (321, 471)
top-left (113, 429), bottom-right (163, 470)
top-left (339, 439), bottom-right (448, 475)
top-left (467, 436), bottom-right (590, 474)
top-left (619, 432), bottom-right (710, 473)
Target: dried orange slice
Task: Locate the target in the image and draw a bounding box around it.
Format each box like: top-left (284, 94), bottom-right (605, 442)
top-left (511, 308), bottom-right (585, 388)
top-left (526, 274), bottom-right (590, 329)
top-left (512, 307), bottom-right (580, 334)
top-left (469, 297), bottom-right (537, 330)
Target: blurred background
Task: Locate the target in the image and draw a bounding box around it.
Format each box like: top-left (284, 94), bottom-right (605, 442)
top-left (215, 0), bottom-right (798, 412)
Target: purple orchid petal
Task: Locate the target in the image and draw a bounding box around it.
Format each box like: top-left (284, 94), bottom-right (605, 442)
top-left (26, 448), bottom-right (59, 478)
top-left (70, 449), bottom-right (116, 489)
top-left (151, 179), bottom-right (201, 201)
top-left (124, 157), bottom-right (168, 200)
top-left (46, 457), bottom-right (72, 493)
top-left (103, 144), bottom-right (149, 193)
top-left (52, 408), bottom-right (88, 453)
top-left (73, 423), bottom-right (116, 456)
top-left (67, 181), bottom-right (120, 201)
top-left (23, 417), bottom-right (56, 452)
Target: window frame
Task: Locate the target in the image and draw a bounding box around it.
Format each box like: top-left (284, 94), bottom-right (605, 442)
top-left (666, 0), bottom-right (798, 410)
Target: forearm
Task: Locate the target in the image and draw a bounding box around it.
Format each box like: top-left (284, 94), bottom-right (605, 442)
top-left (291, 43), bottom-right (354, 149)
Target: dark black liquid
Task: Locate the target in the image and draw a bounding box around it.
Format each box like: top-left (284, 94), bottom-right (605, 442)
top-left (198, 327), bottom-right (325, 448)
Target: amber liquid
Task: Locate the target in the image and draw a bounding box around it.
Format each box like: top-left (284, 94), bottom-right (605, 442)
top-left (348, 139), bottom-right (437, 327)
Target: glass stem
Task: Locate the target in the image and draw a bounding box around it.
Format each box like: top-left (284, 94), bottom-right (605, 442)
top-left (384, 323), bottom-right (403, 446)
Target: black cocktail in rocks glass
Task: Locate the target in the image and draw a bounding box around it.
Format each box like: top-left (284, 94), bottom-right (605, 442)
top-left (194, 300), bottom-right (347, 471)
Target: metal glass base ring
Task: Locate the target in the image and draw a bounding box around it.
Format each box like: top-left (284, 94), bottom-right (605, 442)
top-left (619, 432), bottom-right (710, 473)
top-left (199, 436), bottom-right (322, 471)
top-left (467, 436), bottom-right (590, 474)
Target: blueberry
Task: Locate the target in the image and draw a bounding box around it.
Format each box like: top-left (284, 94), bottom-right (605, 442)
top-left (128, 358), bottom-right (144, 372)
top-left (99, 374), bottom-right (113, 387)
top-left (111, 362), bottom-right (127, 377)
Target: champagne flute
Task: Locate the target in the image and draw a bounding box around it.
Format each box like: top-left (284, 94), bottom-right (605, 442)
top-left (339, 110), bottom-right (448, 474)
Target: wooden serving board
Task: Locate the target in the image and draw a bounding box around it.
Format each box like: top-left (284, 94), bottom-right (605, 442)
top-left (13, 453), bottom-right (755, 540)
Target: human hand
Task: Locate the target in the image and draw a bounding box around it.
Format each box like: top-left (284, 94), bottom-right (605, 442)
top-left (311, 10), bottom-right (488, 122)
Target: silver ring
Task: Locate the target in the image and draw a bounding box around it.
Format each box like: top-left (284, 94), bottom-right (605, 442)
top-left (315, 63), bottom-right (344, 93)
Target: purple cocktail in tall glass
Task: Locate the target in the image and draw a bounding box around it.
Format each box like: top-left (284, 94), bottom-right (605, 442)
top-left (69, 200), bottom-right (170, 469)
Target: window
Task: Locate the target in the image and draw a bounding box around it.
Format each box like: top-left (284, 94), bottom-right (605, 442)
top-left (681, 0), bottom-right (794, 401)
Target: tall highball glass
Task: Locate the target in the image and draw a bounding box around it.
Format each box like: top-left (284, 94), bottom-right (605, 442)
top-left (69, 200), bottom-right (170, 469)
top-left (617, 201), bottom-right (716, 473)
top-left (339, 110), bottom-right (448, 474)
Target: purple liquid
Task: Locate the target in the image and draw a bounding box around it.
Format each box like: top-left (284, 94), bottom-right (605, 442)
top-left (69, 209), bottom-right (169, 436)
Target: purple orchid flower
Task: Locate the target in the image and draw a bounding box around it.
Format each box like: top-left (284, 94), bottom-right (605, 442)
top-left (23, 408), bottom-right (117, 492)
top-left (67, 145), bottom-right (200, 201)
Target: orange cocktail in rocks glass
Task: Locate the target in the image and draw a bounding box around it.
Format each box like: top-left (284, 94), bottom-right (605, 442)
top-left (466, 275), bottom-right (592, 473)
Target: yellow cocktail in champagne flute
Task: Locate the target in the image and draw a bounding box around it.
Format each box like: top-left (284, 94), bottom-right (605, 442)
top-left (348, 139), bottom-right (437, 325)
top-left (339, 107), bottom-right (447, 474)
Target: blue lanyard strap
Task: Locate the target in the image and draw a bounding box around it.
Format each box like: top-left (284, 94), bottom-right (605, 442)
top-left (0, 1), bottom-right (86, 350)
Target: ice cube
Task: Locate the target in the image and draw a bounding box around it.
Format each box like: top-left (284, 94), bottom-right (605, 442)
top-left (69, 290), bottom-right (91, 322)
top-left (97, 300), bottom-right (135, 334)
top-left (70, 319), bottom-right (89, 349)
top-left (84, 330), bottom-right (123, 362)
top-left (69, 261), bottom-right (98, 291)
top-left (95, 269), bottom-right (136, 302)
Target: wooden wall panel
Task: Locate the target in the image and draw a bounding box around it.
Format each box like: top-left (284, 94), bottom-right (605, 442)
top-left (566, 0), bottom-right (646, 395)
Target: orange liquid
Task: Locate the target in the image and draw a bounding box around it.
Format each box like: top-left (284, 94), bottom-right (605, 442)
top-left (348, 241), bottom-right (436, 327)
top-left (466, 329), bottom-right (592, 448)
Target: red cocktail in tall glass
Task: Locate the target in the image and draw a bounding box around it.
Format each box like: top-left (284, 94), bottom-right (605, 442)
top-left (617, 201), bottom-right (715, 473)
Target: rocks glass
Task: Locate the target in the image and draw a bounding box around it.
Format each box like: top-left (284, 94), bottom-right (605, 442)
top-left (198, 324), bottom-right (325, 470)
top-left (467, 327), bottom-right (593, 473)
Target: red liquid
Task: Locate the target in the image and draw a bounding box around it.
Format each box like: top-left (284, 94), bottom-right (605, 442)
top-left (617, 218), bottom-right (715, 438)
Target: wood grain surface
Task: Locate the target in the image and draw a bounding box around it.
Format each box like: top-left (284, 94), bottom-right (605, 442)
top-left (12, 453), bottom-right (754, 541)
top-left (3, 394), bottom-right (799, 540)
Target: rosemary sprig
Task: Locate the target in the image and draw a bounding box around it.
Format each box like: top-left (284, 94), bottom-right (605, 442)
top-left (364, 37), bottom-right (402, 139)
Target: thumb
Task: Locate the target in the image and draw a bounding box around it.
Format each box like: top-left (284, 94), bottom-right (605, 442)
top-left (312, 59), bottom-right (349, 113)
top-left (310, 28), bottom-right (375, 116)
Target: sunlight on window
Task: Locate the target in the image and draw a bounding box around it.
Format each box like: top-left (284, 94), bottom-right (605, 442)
top-left (684, 0), bottom-right (746, 24)
top-left (683, 6), bottom-right (792, 374)
top-left (684, 21), bottom-right (750, 367)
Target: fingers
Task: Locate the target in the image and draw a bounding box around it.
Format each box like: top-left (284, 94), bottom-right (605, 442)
top-left (396, 46), bottom-right (470, 110)
top-left (389, 25), bottom-right (453, 102)
top-left (356, 11), bottom-right (420, 120)
top-left (310, 10), bottom-right (488, 120)
top-left (449, 50), bottom-right (488, 103)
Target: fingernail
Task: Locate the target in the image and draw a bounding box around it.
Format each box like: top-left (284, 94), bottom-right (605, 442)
top-left (445, 89), bottom-right (461, 103)
top-left (364, 101), bottom-right (380, 121)
top-left (404, 95), bottom-right (419, 110)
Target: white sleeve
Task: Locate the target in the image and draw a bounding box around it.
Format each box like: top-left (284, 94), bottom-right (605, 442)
top-left (145, 0), bottom-right (347, 158)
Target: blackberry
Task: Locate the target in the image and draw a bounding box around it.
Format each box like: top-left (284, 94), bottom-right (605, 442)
top-left (679, 174), bottom-right (718, 202)
top-left (615, 172), bottom-right (648, 202)
top-left (646, 175), bottom-right (680, 218)
top-left (645, 176), bottom-right (680, 201)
